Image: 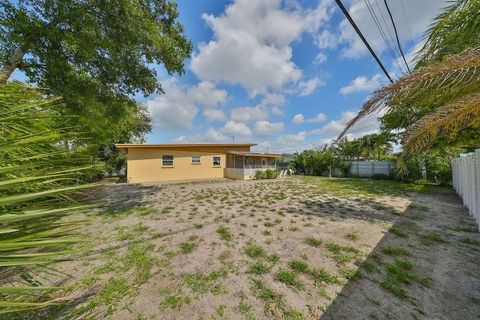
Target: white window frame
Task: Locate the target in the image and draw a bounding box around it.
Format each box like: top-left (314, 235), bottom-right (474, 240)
top-left (213, 156), bottom-right (221, 167)
top-left (162, 155), bottom-right (174, 166)
top-left (191, 155), bottom-right (201, 164)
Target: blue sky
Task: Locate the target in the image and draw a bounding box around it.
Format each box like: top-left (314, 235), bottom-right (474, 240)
top-left (144, 0), bottom-right (448, 153)
top-left (13, 0), bottom-right (448, 153)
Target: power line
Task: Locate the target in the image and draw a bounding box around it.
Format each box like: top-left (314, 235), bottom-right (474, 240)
top-left (333, 0), bottom-right (394, 83)
top-left (363, 0), bottom-right (405, 74)
top-left (400, 0), bottom-right (413, 40)
top-left (383, 0), bottom-right (411, 74)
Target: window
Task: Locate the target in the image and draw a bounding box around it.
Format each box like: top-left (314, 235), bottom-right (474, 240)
top-left (162, 155), bottom-right (173, 166)
top-left (192, 155), bottom-right (201, 164)
top-left (213, 156), bottom-right (221, 166)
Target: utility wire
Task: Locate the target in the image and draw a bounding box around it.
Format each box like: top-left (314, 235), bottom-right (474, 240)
top-left (383, 0), bottom-right (411, 74)
top-left (373, 0), bottom-right (405, 69)
top-left (400, 0), bottom-right (413, 40)
top-left (363, 0), bottom-right (405, 73)
top-left (333, 0), bottom-right (394, 83)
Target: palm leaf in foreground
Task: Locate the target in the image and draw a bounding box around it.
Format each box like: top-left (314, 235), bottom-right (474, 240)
top-left (403, 94), bottom-right (480, 154)
top-left (0, 82), bottom-right (97, 314)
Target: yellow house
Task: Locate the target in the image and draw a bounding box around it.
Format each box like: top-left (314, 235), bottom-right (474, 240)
top-left (115, 143), bottom-right (282, 183)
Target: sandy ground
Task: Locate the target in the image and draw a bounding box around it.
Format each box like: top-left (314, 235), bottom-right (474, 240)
top-left (44, 177), bottom-right (480, 320)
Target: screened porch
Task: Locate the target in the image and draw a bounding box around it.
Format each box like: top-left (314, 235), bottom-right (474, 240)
top-left (224, 151), bottom-right (281, 180)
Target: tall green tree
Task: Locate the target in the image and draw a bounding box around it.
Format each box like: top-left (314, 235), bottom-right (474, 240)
top-left (338, 0), bottom-right (480, 158)
top-left (0, 0), bottom-right (192, 143)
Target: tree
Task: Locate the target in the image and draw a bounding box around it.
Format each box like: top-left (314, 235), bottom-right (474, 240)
top-left (0, 0), bottom-right (192, 143)
top-left (338, 0), bottom-right (480, 158)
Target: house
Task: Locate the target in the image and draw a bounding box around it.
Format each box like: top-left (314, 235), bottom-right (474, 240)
top-left (115, 143), bottom-right (282, 183)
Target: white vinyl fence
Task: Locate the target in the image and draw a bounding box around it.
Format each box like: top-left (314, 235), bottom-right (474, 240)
top-left (451, 150), bottom-right (480, 231)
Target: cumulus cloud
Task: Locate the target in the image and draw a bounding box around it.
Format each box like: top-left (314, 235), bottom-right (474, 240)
top-left (339, 74), bottom-right (382, 95)
top-left (191, 0), bottom-right (332, 95)
top-left (231, 105), bottom-right (269, 123)
top-left (292, 113), bottom-right (327, 125)
top-left (222, 120), bottom-right (252, 136)
top-left (147, 81), bottom-right (227, 130)
top-left (254, 121), bottom-right (284, 137)
top-left (276, 131), bottom-right (307, 149)
top-left (310, 110), bottom-right (382, 140)
top-left (297, 77), bottom-right (325, 96)
top-left (203, 108), bottom-right (226, 122)
top-left (292, 114), bottom-right (305, 125)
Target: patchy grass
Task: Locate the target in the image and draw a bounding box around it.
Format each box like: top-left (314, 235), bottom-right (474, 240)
top-left (305, 236), bottom-right (322, 247)
top-left (326, 242), bottom-right (361, 264)
top-left (245, 243), bottom-right (266, 258)
top-left (216, 225), bottom-right (233, 241)
top-left (380, 259), bottom-right (431, 300)
top-left (420, 233), bottom-right (447, 246)
top-left (381, 246), bottom-right (411, 257)
top-left (251, 279), bottom-right (305, 319)
top-left (288, 259), bottom-right (309, 273)
top-left (275, 269), bottom-right (305, 291)
top-left (248, 261), bottom-right (271, 275)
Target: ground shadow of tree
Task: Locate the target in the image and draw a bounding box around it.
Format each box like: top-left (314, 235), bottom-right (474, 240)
top-left (316, 187), bottom-right (480, 320)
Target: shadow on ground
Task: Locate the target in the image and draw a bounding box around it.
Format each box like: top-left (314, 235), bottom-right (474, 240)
top-left (318, 187), bottom-right (480, 320)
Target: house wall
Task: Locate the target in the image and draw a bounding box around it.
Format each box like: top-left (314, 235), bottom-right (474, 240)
top-left (126, 146), bottom-right (250, 183)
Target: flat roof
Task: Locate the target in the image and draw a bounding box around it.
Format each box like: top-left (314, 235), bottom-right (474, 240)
top-left (227, 150), bottom-right (282, 157)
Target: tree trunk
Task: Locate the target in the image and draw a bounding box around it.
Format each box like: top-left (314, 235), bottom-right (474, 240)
top-left (0, 46), bottom-right (26, 82)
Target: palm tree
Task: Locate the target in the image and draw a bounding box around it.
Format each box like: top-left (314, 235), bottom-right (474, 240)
top-left (0, 82), bottom-right (97, 314)
top-left (338, 0), bottom-right (480, 158)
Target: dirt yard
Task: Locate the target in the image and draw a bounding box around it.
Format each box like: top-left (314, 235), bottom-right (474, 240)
top-left (46, 177), bottom-right (480, 320)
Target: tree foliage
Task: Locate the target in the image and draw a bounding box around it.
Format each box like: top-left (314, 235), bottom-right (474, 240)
top-left (339, 0), bottom-right (480, 157)
top-left (0, 0), bottom-right (192, 143)
top-left (0, 82), bottom-right (97, 313)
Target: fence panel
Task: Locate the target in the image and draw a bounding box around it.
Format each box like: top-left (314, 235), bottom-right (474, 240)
top-left (451, 150), bottom-right (480, 231)
top-left (349, 160), bottom-right (394, 177)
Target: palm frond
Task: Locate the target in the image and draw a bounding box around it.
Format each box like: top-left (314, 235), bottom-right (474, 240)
top-left (0, 82), bottom-right (99, 314)
top-left (403, 94), bottom-right (480, 154)
top-left (338, 48), bottom-right (480, 139)
top-left (416, 0), bottom-right (480, 66)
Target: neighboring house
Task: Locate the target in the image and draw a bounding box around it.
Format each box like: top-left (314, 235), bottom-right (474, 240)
top-left (115, 143), bottom-right (281, 183)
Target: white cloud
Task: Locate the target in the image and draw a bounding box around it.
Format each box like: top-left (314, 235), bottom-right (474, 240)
top-left (147, 81), bottom-right (228, 130)
top-left (315, 30), bottom-right (339, 49)
top-left (310, 110), bottom-right (381, 140)
top-left (292, 114), bottom-right (305, 125)
top-left (254, 121), bottom-right (284, 137)
top-left (307, 113), bottom-right (327, 123)
top-left (292, 113), bottom-right (327, 125)
top-left (188, 81), bottom-right (228, 108)
top-left (222, 120), bottom-right (252, 136)
top-left (231, 105), bottom-right (269, 123)
top-left (276, 131), bottom-right (307, 149)
top-left (203, 108), bottom-right (226, 122)
top-left (297, 77), bottom-right (325, 96)
top-left (337, 0), bottom-right (448, 59)
top-left (314, 52), bottom-right (327, 64)
top-left (339, 74), bottom-right (382, 95)
top-left (190, 0), bottom-right (332, 95)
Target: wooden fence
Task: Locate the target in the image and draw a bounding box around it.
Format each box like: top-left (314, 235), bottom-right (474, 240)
top-left (451, 150), bottom-right (480, 231)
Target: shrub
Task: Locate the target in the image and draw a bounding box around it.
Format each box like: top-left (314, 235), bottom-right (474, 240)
top-left (255, 170), bottom-right (266, 179)
top-left (265, 169), bottom-right (279, 179)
